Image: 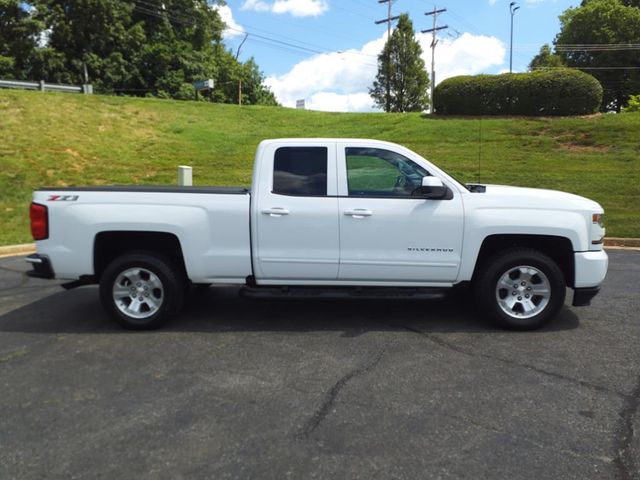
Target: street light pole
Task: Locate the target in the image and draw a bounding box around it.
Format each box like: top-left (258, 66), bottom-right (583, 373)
top-left (509, 2), bottom-right (520, 74)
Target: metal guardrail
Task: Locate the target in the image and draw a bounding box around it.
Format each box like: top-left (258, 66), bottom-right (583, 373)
top-left (0, 79), bottom-right (92, 94)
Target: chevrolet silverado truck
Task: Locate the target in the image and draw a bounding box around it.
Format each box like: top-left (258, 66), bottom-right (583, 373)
top-left (26, 138), bottom-right (608, 330)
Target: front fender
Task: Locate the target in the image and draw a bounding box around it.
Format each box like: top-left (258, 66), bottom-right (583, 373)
top-left (458, 208), bottom-right (587, 281)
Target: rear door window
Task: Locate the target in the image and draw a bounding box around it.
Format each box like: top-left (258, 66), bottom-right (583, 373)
top-left (273, 147), bottom-right (328, 196)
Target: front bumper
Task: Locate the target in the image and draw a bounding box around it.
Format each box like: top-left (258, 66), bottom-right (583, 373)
top-left (25, 254), bottom-right (55, 279)
top-left (571, 250), bottom-right (608, 307)
top-left (574, 250), bottom-right (608, 288)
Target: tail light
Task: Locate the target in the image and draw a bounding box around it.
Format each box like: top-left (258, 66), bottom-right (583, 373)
top-left (30, 202), bottom-right (49, 240)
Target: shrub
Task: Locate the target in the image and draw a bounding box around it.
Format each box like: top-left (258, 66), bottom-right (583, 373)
top-left (433, 69), bottom-right (603, 116)
top-left (623, 94), bottom-right (640, 113)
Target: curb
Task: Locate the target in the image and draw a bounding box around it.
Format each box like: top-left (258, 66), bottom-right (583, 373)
top-left (1, 237), bottom-right (639, 260)
top-left (604, 237), bottom-right (640, 248)
top-left (0, 243), bottom-right (36, 259)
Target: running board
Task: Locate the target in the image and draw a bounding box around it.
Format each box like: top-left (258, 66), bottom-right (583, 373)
top-left (239, 286), bottom-right (449, 300)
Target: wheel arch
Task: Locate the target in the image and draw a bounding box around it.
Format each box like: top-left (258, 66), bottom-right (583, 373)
top-left (472, 234), bottom-right (575, 287)
top-left (94, 231), bottom-right (187, 281)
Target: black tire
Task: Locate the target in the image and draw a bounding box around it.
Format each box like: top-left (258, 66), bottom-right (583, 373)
top-left (99, 252), bottom-right (185, 330)
top-left (473, 248), bottom-right (566, 330)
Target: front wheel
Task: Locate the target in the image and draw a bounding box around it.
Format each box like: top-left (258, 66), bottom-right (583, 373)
top-left (99, 252), bottom-right (185, 330)
top-left (474, 248), bottom-right (566, 330)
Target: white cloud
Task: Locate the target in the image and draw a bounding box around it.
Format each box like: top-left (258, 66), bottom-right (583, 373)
top-left (265, 35), bottom-right (384, 112)
top-left (213, 5), bottom-right (244, 39)
top-left (266, 32), bottom-right (506, 112)
top-left (242, 0), bottom-right (328, 17)
top-left (425, 32), bottom-right (506, 83)
top-left (242, 0), bottom-right (270, 12)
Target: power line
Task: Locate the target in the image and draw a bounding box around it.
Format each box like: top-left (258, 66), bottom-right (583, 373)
top-left (235, 18), bottom-right (367, 50)
top-left (236, 32), bottom-right (377, 67)
top-left (130, 2), bottom-right (373, 69)
top-left (133, 1), bottom-right (380, 62)
top-left (230, 22), bottom-right (378, 59)
top-left (351, 0), bottom-right (377, 11)
top-left (446, 8), bottom-right (483, 36)
top-left (331, 2), bottom-right (378, 21)
top-left (225, 26), bottom-right (377, 66)
top-left (556, 44), bottom-right (640, 52)
top-left (132, 1), bottom-right (195, 26)
top-left (130, 1), bottom-right (378, 68)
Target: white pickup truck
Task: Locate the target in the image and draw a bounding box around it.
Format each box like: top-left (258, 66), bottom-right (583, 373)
top-left (27, 138), bottom-right (608, 330)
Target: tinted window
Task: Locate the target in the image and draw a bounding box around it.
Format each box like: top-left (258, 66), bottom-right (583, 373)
top-left (346, 147), bottom-right (429, 197)
top-left (273, 147), bottom-right (328, 196)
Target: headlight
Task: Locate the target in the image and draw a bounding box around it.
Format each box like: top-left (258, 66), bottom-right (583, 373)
top-left (592, 213), bottom-right (604, 228)
top-left (591, 213), bottom-right (605, 246)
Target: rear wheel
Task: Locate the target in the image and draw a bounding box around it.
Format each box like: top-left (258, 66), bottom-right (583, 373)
top-left (474, 248), bottom-right (566, 330)
top-left (99, 252), bottom-right (185, 330)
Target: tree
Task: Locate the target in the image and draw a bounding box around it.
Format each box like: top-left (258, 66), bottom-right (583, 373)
top-left (370, 14), bottom-right (429, 112)
top-left (31, 0), bottom-right (221, 93)
top-left (556, 0), bottom-right (640, 111)
top-left (0, 0), bottom-right (42, 79)
top-left (237, 58), bottom-right (278, 106)
top-left (0, 0), bottom-right (279, 104)
top-left (528, 44), bottom-right (565, 71)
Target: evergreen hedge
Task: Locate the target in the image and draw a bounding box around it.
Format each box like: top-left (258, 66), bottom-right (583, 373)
top-left (433, 69), bottom-right (603, 116)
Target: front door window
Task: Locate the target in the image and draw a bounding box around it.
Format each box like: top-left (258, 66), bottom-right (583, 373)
top-left (346, 147), bottom-right (429, 197)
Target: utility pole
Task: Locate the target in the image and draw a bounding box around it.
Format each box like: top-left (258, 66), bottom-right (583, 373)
top-left (422, 7), bottom-right (447, 114)
top-left (375, 0), bottom-right (400, 112)
top-left (509, 2), bottom-right (520, 73)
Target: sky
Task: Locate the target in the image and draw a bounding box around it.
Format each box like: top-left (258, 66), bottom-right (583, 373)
top-left (214, 0), bottom-right (580, 112)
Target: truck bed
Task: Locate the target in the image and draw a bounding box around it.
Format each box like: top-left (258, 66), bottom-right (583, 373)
top-left (33, 186), bottom-right (253, 283)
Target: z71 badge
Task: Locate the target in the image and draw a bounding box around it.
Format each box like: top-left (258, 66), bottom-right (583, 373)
top-left (47, 195), bottom-right (79, 202)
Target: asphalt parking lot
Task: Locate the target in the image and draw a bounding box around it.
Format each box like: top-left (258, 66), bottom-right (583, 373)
top-left (0, 250), bottom-right (638, 480)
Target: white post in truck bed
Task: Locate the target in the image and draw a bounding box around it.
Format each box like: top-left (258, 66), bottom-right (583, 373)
top-left (177, 166), bottom-right (192, 186)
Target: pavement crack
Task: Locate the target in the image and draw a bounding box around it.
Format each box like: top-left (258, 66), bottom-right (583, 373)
top-left (612, 375), bottom-right (640, 480)
top-left (297, 351), bottom-right (384, 439)
top-left (386, 321), bottom-right (628, 400)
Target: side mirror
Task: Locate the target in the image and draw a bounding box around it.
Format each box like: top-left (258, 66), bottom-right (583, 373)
top-left (413, 177), bottom-right (447, 199)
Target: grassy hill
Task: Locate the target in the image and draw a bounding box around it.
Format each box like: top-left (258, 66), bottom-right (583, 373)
top-left (1, 89), bottom-right (639, 245)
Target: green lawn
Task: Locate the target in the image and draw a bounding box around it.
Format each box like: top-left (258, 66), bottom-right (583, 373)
top-left (1, 89), bottom-right (639, 245)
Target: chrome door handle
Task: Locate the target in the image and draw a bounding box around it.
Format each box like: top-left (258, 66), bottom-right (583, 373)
top-left (344, 209), bottom-right (373, 218)
top-left (262, 207), bottom-right (290, 217)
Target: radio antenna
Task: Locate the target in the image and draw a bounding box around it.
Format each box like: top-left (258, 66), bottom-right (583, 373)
top-left (477, 115), bottom-right (482, 183)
